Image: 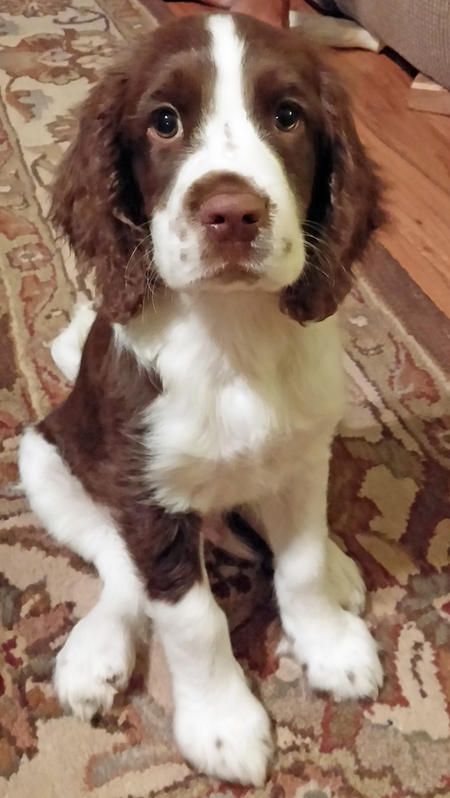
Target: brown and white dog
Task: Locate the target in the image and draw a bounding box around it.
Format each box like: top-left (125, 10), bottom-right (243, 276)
top-left (19, 13), bottom-right (384, 785)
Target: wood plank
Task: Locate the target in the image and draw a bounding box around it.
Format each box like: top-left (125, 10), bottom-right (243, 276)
top-left (409, 73), bottom-right (450, 117)
top-left (325, 49), bottom-right (450, 317)
top-left (326, 49), bottom-right (450, 195)
top-left (363, 129), bottom-right (450, 318)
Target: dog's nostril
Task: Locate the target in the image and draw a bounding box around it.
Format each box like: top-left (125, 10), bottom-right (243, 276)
top-left (212, 214), bottom-right (226, 225)
top-left (242, 213), bottom-right (259, 225)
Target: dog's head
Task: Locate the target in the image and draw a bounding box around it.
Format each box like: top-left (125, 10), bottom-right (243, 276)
top-left (51, 13), bottom-right (383, 324)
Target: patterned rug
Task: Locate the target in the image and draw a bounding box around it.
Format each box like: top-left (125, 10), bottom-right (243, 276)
top-left (0, 3), bottom-right (449, 797)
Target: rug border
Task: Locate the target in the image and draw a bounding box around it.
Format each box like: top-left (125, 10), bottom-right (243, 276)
top-left (359, 244), bottom-right (450, 374)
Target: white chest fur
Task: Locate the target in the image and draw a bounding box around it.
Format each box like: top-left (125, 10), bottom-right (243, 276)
top-left (117, 292), bottom-right (345, 514)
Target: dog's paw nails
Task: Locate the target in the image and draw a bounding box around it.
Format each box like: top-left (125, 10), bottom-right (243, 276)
top-left (175, 674), bottom-right (273, 785)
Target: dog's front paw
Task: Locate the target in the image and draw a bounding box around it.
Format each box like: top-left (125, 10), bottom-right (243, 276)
top-left (174, 669), bottom-right (273, 785)
top-left (54, 608), bottom-right (136, 721)
top-left (295, 610), bottom-right (383, 700)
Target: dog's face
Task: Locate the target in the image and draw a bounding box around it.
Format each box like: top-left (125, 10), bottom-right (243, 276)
top-left (52, 13), bottom-right (383, 323)
top-left (141, 14), bottom-right (315, 294)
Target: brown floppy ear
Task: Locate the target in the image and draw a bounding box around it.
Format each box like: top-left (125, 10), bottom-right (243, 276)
top-left (281, 67), bottom-right (384, 324)
top-left (50, 69), bottom-right (147, 323)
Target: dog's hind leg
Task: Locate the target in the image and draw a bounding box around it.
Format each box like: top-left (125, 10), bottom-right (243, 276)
top-left (19, 427), bottom-right (145, 719)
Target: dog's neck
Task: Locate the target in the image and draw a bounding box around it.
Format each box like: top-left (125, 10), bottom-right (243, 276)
top-left (117, 287), bottom-right (307, 380)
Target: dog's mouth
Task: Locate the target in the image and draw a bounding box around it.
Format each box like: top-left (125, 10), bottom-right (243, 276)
top-left (208, 263), bottom-right (260, 284)
top-left (190, 262), bottom-right (260, 291)
top-left (195, 235), bottom-right (270, 285)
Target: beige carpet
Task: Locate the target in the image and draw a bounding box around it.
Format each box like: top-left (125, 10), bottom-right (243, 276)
top-left (0, 2), bottom-right (449, 796)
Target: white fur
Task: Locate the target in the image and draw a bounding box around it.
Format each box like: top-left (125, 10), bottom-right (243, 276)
top-left (277, 538), bottom-right (367, 654)
top-left (151, 15), bottom-right (305, 292)
top-left (126, 291), bottom-right (344, 514)
top-left (326, 538), bottom-right (366, 614)
top-left (53, 600), bottom-right (137, 720)
top-left (152, 582), bottom-right (272, 785)
top-left (51, 302), bottom-right (96, 382)
top-left (256, 457), bottom-right (382, 700)
top-left (18, 428), bottom-right (145, 718)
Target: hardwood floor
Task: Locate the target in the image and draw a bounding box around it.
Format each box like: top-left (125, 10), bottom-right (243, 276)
top-left (165, 1), bottom-right (450, 318)
top-left (319, 34), bottom-right (450, 320)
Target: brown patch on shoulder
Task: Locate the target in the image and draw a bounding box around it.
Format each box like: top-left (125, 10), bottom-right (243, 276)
top-left (39, 315), bottom-right (201, 602)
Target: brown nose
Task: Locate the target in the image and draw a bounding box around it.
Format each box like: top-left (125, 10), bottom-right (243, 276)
top-left (198, 192), bottom-right (268, 243)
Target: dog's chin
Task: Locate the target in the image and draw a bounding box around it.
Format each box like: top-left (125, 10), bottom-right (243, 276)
top-left (211, 262), bottom-right (260, 282)
top-left (187, 262), bottom-right (262, 293)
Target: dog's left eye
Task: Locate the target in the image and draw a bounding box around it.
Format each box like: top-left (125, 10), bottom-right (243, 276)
top-left (150, 106), bottom-right (182, 139)
top-left (274, 101), bottom-right (301, 131)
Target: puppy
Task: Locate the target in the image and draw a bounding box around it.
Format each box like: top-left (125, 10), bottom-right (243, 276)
top-left (19, 13), bottom-right (384, 785)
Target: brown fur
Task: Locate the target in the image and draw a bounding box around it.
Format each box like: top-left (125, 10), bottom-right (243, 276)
top-left (39, 317), bottom-right (202, 601)
top-left (51, 19), bottom-right (213, 324)
top-left (282, 70), bottom-right (385, 322)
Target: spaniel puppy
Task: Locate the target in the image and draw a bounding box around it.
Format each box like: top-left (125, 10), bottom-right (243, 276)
top-left (19, 13), bottom-right (384, 786)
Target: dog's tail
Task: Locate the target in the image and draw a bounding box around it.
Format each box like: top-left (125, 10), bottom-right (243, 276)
top-left (289, 10), bottom-right (383, 52)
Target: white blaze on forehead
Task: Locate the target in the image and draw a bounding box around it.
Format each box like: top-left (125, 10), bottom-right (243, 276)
top-left (205, 15), bottom-right (293, 197)
top-left (150, 14), bottom-right (306, 290)
top-left (206, 14), bottom-right (247, 155)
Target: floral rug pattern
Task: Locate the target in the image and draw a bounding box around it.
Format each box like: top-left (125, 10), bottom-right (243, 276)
top-left (0, 2), bottom-right (449, 797)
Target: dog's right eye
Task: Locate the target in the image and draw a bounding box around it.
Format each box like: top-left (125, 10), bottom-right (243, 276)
top-left (150, 106), bottom-right (182, 139)
top-left (274, 101), bottom-right (302, 132)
